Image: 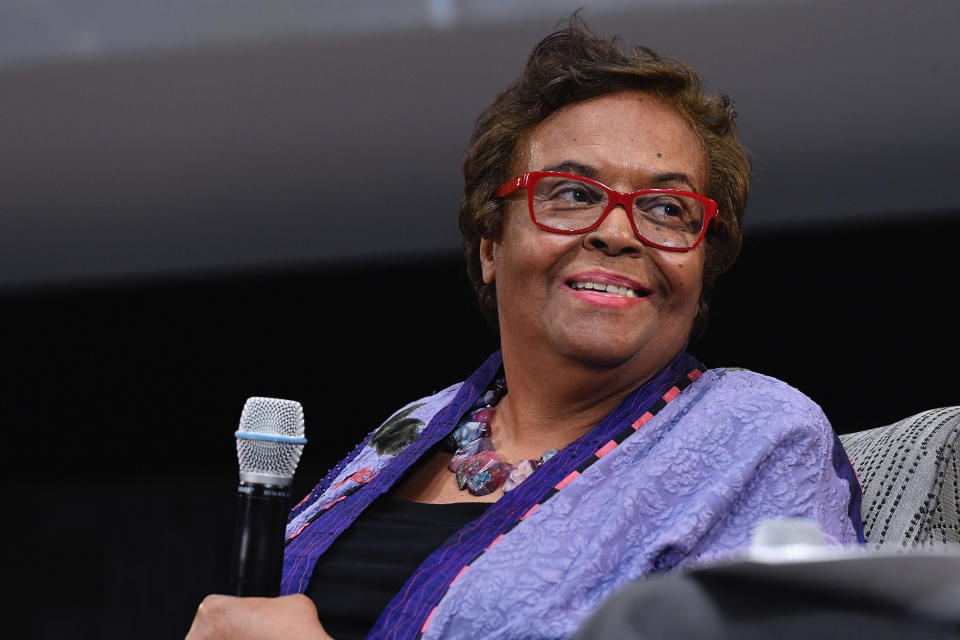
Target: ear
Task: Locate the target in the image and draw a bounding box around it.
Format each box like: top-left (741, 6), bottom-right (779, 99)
top-left (479, 236), bottom-right (498, 284)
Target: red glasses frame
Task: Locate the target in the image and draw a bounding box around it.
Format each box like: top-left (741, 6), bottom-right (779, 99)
top-left (495, 171), bottom-right (717, 252)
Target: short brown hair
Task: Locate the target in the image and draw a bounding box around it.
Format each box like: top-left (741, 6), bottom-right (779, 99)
top-left (459, 18), bottom-right (750, 340)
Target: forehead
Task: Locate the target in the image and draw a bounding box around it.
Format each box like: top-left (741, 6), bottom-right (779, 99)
top-left (515, 91), bottom-right (708, 191)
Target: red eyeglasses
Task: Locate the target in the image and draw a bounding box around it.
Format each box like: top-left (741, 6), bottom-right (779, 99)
top-left (495, 171), bottom-right (717, 251)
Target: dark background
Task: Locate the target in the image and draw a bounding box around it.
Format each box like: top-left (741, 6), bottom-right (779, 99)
top-left (10, 215), bottom-right (958, 638)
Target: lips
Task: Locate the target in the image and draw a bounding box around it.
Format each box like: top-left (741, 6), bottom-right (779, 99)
top-left (564, 270), bottom-right (652, 299)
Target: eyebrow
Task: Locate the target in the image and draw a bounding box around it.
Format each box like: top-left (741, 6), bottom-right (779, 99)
top-left (539, 163), bottom-right (699, 193)
top-left (649, 172), bottom-right (699, 193)
top-left (540, 161), bottom-right (599, 179)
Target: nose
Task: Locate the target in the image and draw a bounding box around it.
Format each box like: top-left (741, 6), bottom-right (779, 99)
top-left (583, 204), bottom-right (643, 255)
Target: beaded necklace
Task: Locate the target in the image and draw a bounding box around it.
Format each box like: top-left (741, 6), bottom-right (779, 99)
top-left (442, 378), bottom-right (559, 496)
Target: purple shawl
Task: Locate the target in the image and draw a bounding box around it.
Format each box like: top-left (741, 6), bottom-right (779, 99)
top-left (283, 352), bottom-right (863, 639)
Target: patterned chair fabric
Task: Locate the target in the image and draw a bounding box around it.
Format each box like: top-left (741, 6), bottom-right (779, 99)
top-left (839, 406), bottom-right (960, 547)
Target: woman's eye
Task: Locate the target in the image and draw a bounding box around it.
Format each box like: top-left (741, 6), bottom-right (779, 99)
top-left (549, 182), bottom-right (600, 205)
top-left (641, 198), bottom-right (687, 219)
top-left (534, 178), bottom-right (604, 210)
top-left (652, 202), bottom-right (682, 217)
top-left (558, 187), bottom-right (592, 202)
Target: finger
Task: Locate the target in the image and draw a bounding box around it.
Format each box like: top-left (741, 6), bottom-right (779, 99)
top-left (186, 594), bottom-right (236, 639)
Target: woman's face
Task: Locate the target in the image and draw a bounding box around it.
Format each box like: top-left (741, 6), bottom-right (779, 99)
top-left (480, 91), bottom-right (708, 370)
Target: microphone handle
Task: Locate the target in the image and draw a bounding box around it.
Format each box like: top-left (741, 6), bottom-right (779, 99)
top-left (229, 481), bottom-right (291, 597)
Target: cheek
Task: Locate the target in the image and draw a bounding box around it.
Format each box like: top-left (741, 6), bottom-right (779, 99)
top-left (498, 221), bottom-right (577, 282)
top-left (664, 252), bottom-right (705, 303)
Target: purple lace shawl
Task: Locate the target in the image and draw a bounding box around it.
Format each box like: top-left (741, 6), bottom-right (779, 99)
top-left (283, 352), bottom-right (863, 639)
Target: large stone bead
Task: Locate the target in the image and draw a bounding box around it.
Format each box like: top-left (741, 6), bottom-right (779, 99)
top-left (454, 450), bottom-right (502, 494)
top-left (448, 436), bottom-right (494, 472)
top-left (465, 455), bottom-right (512, 495)
top-left (541, 448), bottom-right (559, 464)
top-left (455, 450), bottom-right (493, 489)
top-left (502, 458), bottom-right (539, 493)
top-left (450, 420), bottom-right (486, 447)
top-left (471, 407), bottom-right (495, 424)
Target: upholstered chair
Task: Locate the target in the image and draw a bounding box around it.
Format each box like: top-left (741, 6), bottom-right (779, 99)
top-left (838, 406), bottom-right (960, 547)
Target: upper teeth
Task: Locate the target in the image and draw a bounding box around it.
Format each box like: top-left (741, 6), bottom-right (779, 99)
top-left (571, 281), bottom-right (640, 298)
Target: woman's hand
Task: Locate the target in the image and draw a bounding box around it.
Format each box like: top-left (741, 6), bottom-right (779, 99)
top-left (186, 593), bottom-right (333, 640)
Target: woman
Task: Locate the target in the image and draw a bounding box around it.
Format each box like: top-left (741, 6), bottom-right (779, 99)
top-left (188, 20), bottom-right (863, 640)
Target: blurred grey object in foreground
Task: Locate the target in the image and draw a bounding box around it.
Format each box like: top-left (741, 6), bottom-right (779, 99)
top-left (573, 538), bottom-right (960, 639)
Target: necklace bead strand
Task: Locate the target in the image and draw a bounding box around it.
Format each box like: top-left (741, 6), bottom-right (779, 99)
top-left (444, 379), bottom-right (558, 496)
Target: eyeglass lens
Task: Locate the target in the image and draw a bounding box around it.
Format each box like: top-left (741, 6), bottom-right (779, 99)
top-left (531, 175), bottom-right (705, 248)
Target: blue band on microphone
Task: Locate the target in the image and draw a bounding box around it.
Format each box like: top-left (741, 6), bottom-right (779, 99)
top-left (235, 431), bottom-right (308, 445)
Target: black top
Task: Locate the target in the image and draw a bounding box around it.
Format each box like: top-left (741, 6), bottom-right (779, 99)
top-left (305, 498), bottom-right (491, 640)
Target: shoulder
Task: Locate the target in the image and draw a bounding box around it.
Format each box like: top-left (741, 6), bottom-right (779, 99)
top-left (378, 381), bottom-right (464, 427)
top-left (344, 380), bottom-right (466, 467)
top-left (687, 368), bottom-right (862, 544)
top-left (689, 367), bottom-right (833, 441)
top-left (705, 366), bottom-right (813, 397)
top-left (288, 381), bottom-right (465, 523)
top-left (700, 367), bottom-right (824, 413)
top-left (363, 383), bottom-right (464, 455)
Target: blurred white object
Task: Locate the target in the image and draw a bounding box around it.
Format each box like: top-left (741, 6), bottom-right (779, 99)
top-left (747, 517), bottom-right (842, 563)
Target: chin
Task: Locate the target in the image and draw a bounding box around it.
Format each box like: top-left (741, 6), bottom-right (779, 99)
top-left (556, 325), bottom-right (689, 372)
top-left (555, 339), bottom-right (649, 370)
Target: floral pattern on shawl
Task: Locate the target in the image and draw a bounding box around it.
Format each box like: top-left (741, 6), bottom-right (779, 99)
top-left (287, 384), bottom-right (462, 534)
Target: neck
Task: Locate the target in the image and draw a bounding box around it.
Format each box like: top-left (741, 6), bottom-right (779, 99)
top-left (490, 341), bottom-right (678, 462)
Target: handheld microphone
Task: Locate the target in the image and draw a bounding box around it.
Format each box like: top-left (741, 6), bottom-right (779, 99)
top-left (229, 397), bottom-right (306, 597)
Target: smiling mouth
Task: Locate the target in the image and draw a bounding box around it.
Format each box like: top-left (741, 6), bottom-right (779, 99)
top-left (567, 280), bottom-right (650, 299)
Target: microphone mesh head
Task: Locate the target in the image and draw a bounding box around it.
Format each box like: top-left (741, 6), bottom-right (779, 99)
top-left (235, 397), bottom-right (306, 481)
